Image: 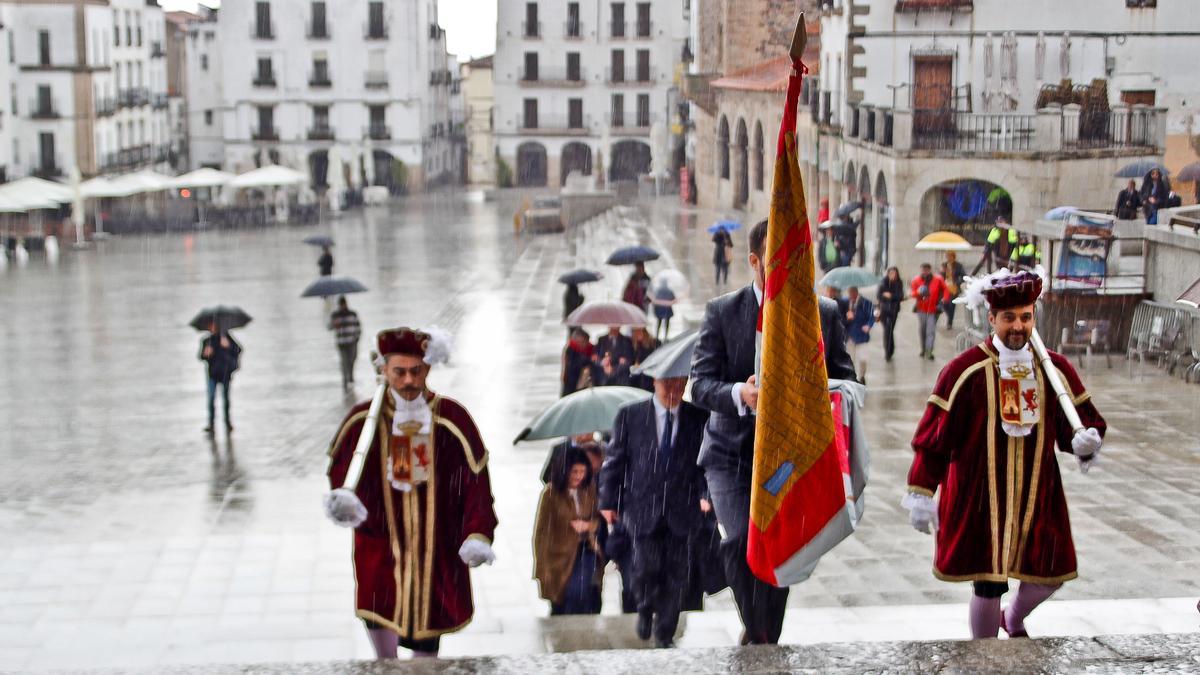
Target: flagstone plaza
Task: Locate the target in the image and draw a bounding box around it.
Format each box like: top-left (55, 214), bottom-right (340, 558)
top-left (1, 193), bottom-right (1198, 670)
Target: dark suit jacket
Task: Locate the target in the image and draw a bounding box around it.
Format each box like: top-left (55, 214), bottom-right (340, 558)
top-left (690, 285), bottom-right (857, 472)
top-left (598, 399), bottom-right (710, 538)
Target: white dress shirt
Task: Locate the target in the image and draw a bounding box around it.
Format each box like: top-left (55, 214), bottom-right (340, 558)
top-left (651, 396), bottom-right (680, 447)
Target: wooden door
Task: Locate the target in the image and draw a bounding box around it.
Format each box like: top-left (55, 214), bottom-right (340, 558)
top-left (913, 56), bottom-right (954, 141)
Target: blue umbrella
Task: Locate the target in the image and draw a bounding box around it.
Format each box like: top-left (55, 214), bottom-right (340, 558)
top-left (607, 245), bottom-right (660, 265)
top-left (1044, 206), bottom-right (1078, 221)
top-left (819, 266), bottom-right (881, 290)
top-left (1114, 160), bottom-right (1168, 179)
top-left (707, 219), bottom-right (743, 234)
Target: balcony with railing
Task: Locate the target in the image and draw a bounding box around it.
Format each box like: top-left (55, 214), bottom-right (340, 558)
top-left (564, 20), bottom-right (583, 38)
top-left (150, 41), bottom-right (165, 58)
top-left (608, 112), bottom-right (655, 135)
top-left (367, 123), bottom-right (391, 140)
top-left (634, 20), bottom-right (653, 37)
top-left (310, 71), bottom-right (333, 88)
top-left (518, 114), bottom-right (589, 136)
top-left (522, 21), bottom-right (542, 38)
top-left (251, 125), bottom-right (279, 141)
top-left (29, 98), bottom-right (60, 120)
top-left (828, 98), bottom-right (1163, 157)
top-left (364, 20), bottom-right (388, 39)
top-left (32, 155), bottom-right (63, 178)
top-left (95, 97), bottom-right (116, 117)
top-left (251, 21), bottom-right (275, 39)
top-left (609, 21), bottom-right (627, 38)
top-left (895, 0), bottom-right (973, 11)
top-left (365, 71), bottom-right (389, 89)
top-left (308, 124), bottom-right (335, 140)
top-left (252, 71), bottom-right (277, 88)
top-left (606, 67), bottom-right (655, 85)
top-left (152, 93), bottom-right (169, 109)
top-left (519, 66), bottom-right (586, 87)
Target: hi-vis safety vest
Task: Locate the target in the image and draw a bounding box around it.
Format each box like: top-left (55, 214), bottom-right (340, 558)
top-left (987, 227), bottom-right (1019, 245)
top-left (1010, 242), bottom-right (1039, 263)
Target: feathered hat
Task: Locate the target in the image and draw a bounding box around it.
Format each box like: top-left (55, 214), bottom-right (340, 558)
top-left (958, 266), bottom-right (1047, 311)
top-left (376, 326), bottom-right (454, 366)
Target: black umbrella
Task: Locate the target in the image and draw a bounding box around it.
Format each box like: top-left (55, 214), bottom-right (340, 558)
top-left (1114, 160), bottom-right (1168, 179)
top-left (607, 245), bottom-right (661, 265)
top-left (834, 201), bottom-right (863, 218)
top-left (304, 235), bottom-right (335, 247)
top-left (558, 269), bottom-right (604, 285)
top-left (190, 305), bottom-right (253, 332)
top-left (301, 276), bottom-right (368, 298)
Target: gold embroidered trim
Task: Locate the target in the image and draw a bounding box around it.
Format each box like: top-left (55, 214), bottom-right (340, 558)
top-left (985, 364), bottom-right (1001, 576)
top-left (437, 418), bottom-right (489, 475)
top-left (938, 359), bottom-right (993, 411)
top-left (327, 410), bottom-right (369, 459)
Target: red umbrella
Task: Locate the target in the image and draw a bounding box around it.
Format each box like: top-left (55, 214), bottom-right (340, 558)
top-left (565, 301), bottom-right (648, 327)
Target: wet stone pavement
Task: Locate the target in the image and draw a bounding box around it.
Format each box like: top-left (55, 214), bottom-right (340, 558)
top-left (1, 192), bottom-right (1198, 671)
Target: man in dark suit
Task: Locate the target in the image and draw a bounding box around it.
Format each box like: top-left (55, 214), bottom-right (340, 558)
top-left (599, 376), bottom-right (710, 648)
top-left (689, 218), bottom-right (857, 645)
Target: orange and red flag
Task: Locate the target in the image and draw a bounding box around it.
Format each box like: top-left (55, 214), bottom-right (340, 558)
top-left (748, 57), bottom-right (862, 586)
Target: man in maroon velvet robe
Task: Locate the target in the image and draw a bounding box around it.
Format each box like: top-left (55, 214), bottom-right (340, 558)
top-left (325, 327), bottom-right (498, 659)
top-left (905, 271), bottom-right (1105, 639)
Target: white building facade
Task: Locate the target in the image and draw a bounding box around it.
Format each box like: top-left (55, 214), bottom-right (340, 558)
top-left (5, 0), bottom-right (169, 180)
top-left (205, 0), bottom-right (455, 193)
top-left (493, 0), bottom-right (689, 187)
top-left (461, 55), bottom-right (494, 186)
top-left (800, 0), bottom-right (1196, 276)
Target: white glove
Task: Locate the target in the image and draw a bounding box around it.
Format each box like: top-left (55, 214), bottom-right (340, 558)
top-left (1071, 428), bottom-right (1102, 474)
top-left (458, 538), bottom-right (496, 568)
top-left (324, 488), bottom-right (368, 528)
top-left (901, 492), bottom-right (938, 534)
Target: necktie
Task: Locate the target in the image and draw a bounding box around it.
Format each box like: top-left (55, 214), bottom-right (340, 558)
top-left (661, 411), bottom-right (673, 463)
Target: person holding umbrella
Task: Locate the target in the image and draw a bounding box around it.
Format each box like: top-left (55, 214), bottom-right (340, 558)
top-left (711, 225), bottom-right (734, 286)
top-left (318, 245), bottom-right (334, 276)
top-left (198, 321), bottom-right (242, 434)
top-left (558, 269), bottom-right (603, 331)
top-left (622, 262), bottom-right (652, 312)
top-left (329, 296), bottom-right (363, 389)
top-left (1140, 168), bottom-right (1170, 225)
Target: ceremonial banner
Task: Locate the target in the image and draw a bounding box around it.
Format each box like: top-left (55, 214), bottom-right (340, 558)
top-left (749, 56), bottom-right (865, 587)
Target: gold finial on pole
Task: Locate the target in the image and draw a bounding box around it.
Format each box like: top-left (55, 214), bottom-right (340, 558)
top-left (790, 12), bottom-right (808, 63)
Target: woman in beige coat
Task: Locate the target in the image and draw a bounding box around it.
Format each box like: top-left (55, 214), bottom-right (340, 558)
top-left (533, 448), bottom-right (604, 614)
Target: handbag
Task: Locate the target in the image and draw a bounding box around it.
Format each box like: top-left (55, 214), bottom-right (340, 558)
top-left (723, 244), bottom-right (734, 263)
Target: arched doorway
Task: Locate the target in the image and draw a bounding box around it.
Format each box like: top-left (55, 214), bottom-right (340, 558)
top-left (919, 178), bottom-right (1014, 245)
top-left (752, 121), bottom-right (764, 192)
top-left (609, 140), bottom-right (650, 182)
top-left (875, 173), bottom-right (889, 273)
top-left (717, 116), bottom-right (730, 179)
top-left (372, 150), bottom-right (396, 192)
top-left (560, 142), bottom-right (593, 186)
top-left (843, 161), bottom-right (857, 202)
top-left (516, 142), bottom-right (548, 187)
top-left (734, 118), bottom-right (748, 208)
top-left (308, 150), bottom-right (329, 189)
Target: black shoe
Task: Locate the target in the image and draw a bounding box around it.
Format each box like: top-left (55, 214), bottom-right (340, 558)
top-left (926, 352), bottom-right (935, 361)
top-left (225, 422), bottom-right (234, 432)
top-left (203, 425), bottom-right (214, 435)
top-left (635, 612), bottom-right (652, 640)
top-left (654, 637), bottom-right (675, 648)
top-left (859, 377), bottom-right (867, 386)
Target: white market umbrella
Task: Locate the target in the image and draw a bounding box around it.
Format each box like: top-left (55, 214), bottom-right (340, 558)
top-left (230, 164), bottom-right (308, 189)
top-left (0, 176), bottom-right (74, 204)
top-left (81, 176), bottom-right (137, 199)
top-left (172, 167), bottom-right (234, 189)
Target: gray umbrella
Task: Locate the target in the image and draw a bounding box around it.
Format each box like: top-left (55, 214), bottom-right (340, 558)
top-left (631, 329), bottom-right (699, 380)
top-left (301, 276), bottom-right (368, 298)
top-left (1114, 160), bottom-right (1168, 179)
top-left (834, 201), bottom-right (864, 218)
top-left (1174, 162), bottom-right (1200, 183)
top-left (513, 386), bottom-right (651, 443)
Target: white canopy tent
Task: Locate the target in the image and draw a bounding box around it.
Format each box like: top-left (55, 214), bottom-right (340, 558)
top-left (172, 167), bottom-right (235, 189)
top-left (0, 177), bottom-right (74, 206)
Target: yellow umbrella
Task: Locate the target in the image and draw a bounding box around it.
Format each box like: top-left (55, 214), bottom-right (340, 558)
top-left (915, 231), bottom-right (973, 251)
